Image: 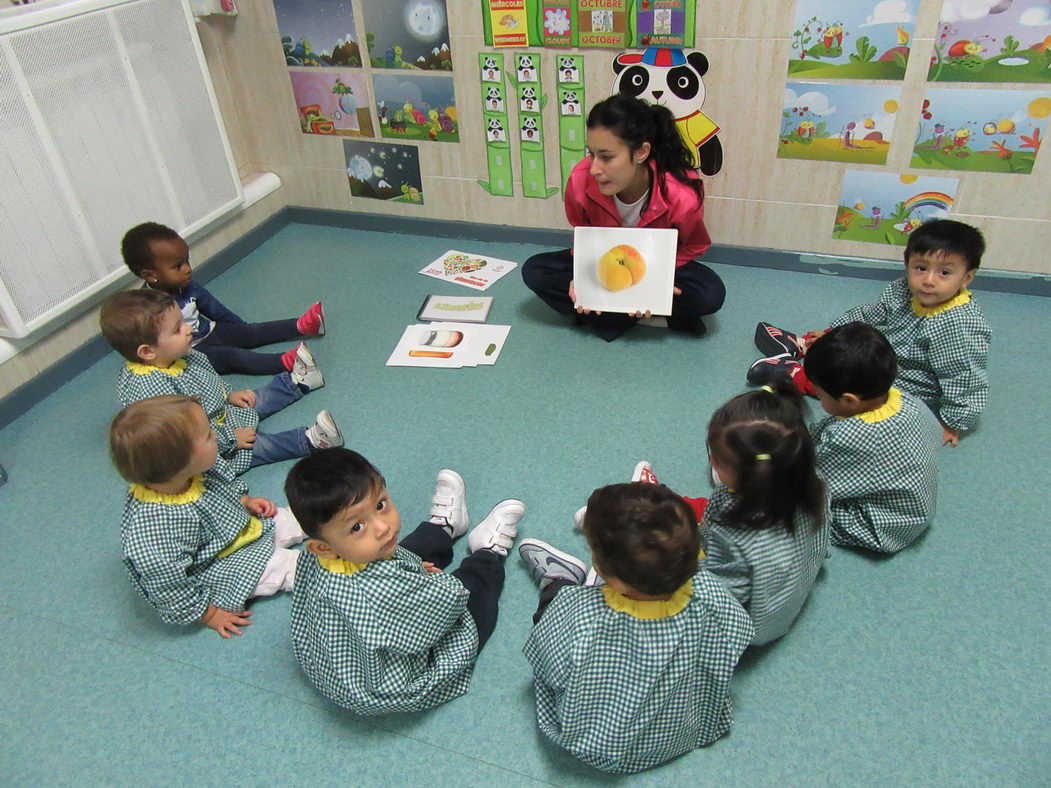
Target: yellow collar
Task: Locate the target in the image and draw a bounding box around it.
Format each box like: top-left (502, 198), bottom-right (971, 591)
top-left (854, 387), bottom-right (902, 424)
top-left (125, 358), bottom-right (187, 377)
top-left (130, 474), bottom-right (204, 504)
top-left (912, 288), bottom-right (971, 317)
top-left (317, 554), bottom-right (396, 575)
top-left (601, 578), bottom-right (693, 620)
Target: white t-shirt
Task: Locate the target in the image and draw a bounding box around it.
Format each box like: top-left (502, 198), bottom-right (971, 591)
top-left (614, 190), bottom-right (649, 228)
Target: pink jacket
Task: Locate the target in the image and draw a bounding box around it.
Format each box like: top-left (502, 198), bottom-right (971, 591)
top-left (564, 157), bottom-right (712, 266)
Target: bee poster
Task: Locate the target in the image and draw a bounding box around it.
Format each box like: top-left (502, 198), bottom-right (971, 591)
top-left (787, 0), bottom-right (918, 80)
top-left (834, 171), bottom-right (959, 247)
top-left (929, 0), bottom-right (1051, 83)
top-left (912, 88), bottom-right (1050, 174)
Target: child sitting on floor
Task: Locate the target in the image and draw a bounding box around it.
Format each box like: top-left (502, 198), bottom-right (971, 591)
top-left (747, 219), bottom-right (990, 446)
top-left (519, 482), bottom-right (753, 774)
top-left (122, 221), bottom-right (325, 376)
top-left (806, 323), bottom-right (941, 553)
top-left (101, 289), bottom-right (341, 475)
top-left (284, 449), bottom-right (525, 716)
top-left (110, 395), bottom-right (308, 638)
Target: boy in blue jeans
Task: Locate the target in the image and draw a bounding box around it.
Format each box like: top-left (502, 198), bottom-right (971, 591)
top-left (122, 222), bottom-right (326, 376)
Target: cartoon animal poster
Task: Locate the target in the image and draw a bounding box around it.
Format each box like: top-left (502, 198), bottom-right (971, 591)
top-left (275, 0), bottom-right (363, 67)
top-left (361, 0), bottom-right (452, 70)
top-left (929, 0), bottom-right (1051, 83)
top-left (778, 82), bottom-right (900, 164)
top-left (787, 0), bottom-right (918, 79)
top-left (290, 71), bottom-right (374, 137)
top-left (344, 140), bottom-right (423, 203)
top-left (834, 171), bottom-right (959, 246)
top-left (373, 73), bottom-right (458, 142)
top-left (478, 52), bottom-right (513, 196)
top-left (912, 88), bottom-right (1050, 174)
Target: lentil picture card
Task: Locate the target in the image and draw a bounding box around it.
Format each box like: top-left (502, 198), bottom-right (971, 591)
top-left (418, 250), bottom-right (519, 290)
top-left (571, 226), bottom-right (677, 316)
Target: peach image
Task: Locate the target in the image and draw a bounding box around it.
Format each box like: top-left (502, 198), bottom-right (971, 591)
top-left (596, 244), bottom-right (646, 291)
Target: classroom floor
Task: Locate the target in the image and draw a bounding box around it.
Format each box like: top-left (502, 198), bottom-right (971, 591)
top-left (2, 221), bottom-right (1048, 786)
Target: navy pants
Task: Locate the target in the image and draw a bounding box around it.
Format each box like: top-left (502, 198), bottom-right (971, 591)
top-left (400, 522), bottom-right (506, 650)
top-left (520, 248), bottom-right (726, 341)
top-left (195, 318), bottom-right (301, 375)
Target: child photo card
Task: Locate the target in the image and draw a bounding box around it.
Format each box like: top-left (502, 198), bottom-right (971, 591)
top-left (833, 171), bottom-right (959, 246)
top-left (571, 227), bottom-right (677, 316)
top-left (418, 250), bottom-right (518, 291)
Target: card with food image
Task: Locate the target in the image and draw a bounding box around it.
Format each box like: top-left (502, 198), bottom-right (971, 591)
top-left (385, 322), bottom-right (511, 368)
top-left (571, 227), bottom-right (678, 316)
top-left (418, 250), bottom-right (518, 291)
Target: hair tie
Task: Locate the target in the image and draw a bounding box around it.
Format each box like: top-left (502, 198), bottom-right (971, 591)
top-left (760, 385), bottom-right (775, 394)
top-left (755, 454), bottom-right (771, 461)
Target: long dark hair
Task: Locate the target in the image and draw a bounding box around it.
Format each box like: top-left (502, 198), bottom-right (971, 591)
top-left (586, 94), bottom-right (703, 201)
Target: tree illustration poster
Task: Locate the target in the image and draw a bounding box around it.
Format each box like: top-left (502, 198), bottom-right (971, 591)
top-left (929, 0), bottom-right (1051, 83)
top-left (834, 171), bottom-right (959, 246)
top-left (778, 82), bottom-right (901, 164)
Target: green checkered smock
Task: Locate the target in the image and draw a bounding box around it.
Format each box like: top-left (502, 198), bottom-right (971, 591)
top-left (116, 350), bottom-right (257, 474)
top-left (702, 484), bottom-right (830, 645)
top-left (812, 388), bottom-right (941, 554)
top-left (830, 278), bottom-right (990, 431)
top-left (522, 569), bottom-right (754, 774)
top-left (121, 458), bottom-right (275, 625)
top-left (290, 548), bottom-right (479, 716)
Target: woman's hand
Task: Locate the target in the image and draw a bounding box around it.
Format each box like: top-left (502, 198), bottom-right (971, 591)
top-left (570, 280), bottom-right (602, 315)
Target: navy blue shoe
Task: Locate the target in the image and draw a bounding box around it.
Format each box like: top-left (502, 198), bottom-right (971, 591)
top-left (754, 321), bottom-right (802, 358)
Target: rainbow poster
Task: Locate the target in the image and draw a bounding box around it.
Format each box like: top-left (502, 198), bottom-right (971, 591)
top-left (833, 171), bottom-right (959, 247)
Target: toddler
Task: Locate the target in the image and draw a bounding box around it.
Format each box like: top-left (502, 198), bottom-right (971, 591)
top-left (110, 395), bottom-right (308, 637)
top-left (519, 482), bottom-right (753, 774)
top-left (748, 219), bottom-right (990, 446)
top-left (285, 449), bottom-right (525, 716)
top-left (101, 289), bottom-right (341, 474)
top-left (806, 322), bottom-right (941, 553)
top-left (122, 221), bottom-right (325, 376)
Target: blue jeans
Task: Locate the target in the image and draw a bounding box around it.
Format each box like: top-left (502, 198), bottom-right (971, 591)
top-left (195, 318), bottom-right (301, 375)
top-left (248, 372), bottom-right (311, 467)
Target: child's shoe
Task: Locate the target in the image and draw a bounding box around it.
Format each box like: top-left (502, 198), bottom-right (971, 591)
top-left (519, 539), bottom-right (586, 590)
top-left (429, 469), bottom-right (469, 539)
top-left (573, 505), bottom-right (587, 531)
top-left (631, 460), bottom-right (660, 485)
top-left (306, 411), bottom-right (343, 449)
top-left (754, 321), bottom-right (802, 358)
top-left (746, 353), bottom-right (800, 386)
top-left (584, 566), bottom-right (606, 587)
top-left (297, 302), bottom-right (326, 336)
top-left (290, 343), bottom-right (325, 390)
top-left (467, 499), bottom-right (524, 557)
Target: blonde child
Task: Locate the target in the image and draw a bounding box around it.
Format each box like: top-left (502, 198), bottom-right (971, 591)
top-left (101, 289), bottom-right (341, 474)
top-left (110, 395), bottom-right (307, 637)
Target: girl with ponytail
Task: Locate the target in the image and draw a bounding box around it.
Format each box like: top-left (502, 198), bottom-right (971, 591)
top-left (521, 94), bottom-right (725, 341)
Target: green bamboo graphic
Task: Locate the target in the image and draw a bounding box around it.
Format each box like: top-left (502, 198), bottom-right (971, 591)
top-left (478, 52), bottom-right (514, 196)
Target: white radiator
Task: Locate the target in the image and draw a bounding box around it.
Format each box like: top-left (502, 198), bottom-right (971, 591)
top-left (0, 0), bottom-right (242, 338)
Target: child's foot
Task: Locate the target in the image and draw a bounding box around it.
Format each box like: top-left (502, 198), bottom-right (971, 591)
top-left (631, 460), bottom-right (660, 485)
top-left (297, 302), bottom-right (326, 336)
top-left (518, 538), bottom-right (586, 590)
top-left (306, 411), bottom-right (343, 449)
top-left (467, 499), bottom-right (524, 557)
top-left (584, 566), bottom-right (606, 587)
top-left (746, 353), bottom-right (800, 386)
top-left (290, 343), bottom-right (324, 390)
top-left (754, 321), bottom-right (802, 358)
top-left (429, 469), bottom-right (469, 539)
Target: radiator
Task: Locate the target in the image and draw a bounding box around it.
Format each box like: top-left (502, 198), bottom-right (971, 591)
top-left (0, 0), bottom-right (242, 338)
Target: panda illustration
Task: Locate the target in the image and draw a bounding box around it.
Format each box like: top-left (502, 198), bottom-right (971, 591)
top-left (611, 47), bottom-right (723, 176)
top-left (486, 117), bottom-right (506, 142)
top-left (520, 116), bottom-right (539, 142)
top-left (560, 90), bottom-right (580, 116)
top-left (516, 54), bottom-right (537, 82)
top-left (558, 56), bottom-right (579, 83)
top-left (482, 56), bottom-right (501, 83)
top-left (485, 86), bottom-right (503, 112)
top-left (520, 86), bottom-right (537, 113)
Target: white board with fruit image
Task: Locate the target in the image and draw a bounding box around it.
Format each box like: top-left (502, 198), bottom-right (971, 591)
top-left (571, 227), bottom-right (678, 316)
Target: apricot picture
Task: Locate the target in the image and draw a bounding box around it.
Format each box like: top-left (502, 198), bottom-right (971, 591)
top-left (596, 244), bottom-right (646, 291)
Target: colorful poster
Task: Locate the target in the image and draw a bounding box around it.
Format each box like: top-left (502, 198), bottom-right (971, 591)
top-left (911, 88), bottom-right (1050, 174)
top-left (290, 71), bottom-right (374, 137)
top-left (275, 0), bottom-right (362, 67)
top-left (636, 0), bottom-right (693, 47)
top-left (556, 54), bottom-right (586, 189)
top-left (478, 52), bottom-right (514, 196)
top-left (374, 73), bottom-right (458, 142)
top-left (487, 0), bottom-right (530, 47)
top-left (361, 0), bottom-right (452, 70)
top-left (834, 171), bottom-right (959, 246)
top-left (577, 0), bottom-right (630, 48)
top-left (540, 2), bottom-right (575, 46)
top-left (778, 82), bottom-right (900, 164)
top-left (929, 0), bottom-right (1051, 83)
top-left (787, 0), bottom-right (918, 80)
top-left (344, 140), bottom-right (423, 203)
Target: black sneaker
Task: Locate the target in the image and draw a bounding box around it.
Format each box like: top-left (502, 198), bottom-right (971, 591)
top-left (666, 316), bottom-right (707, 336)
top-left (754, 321), bottom-right (802, 358)
top-left (746, 353), bottom-right (801, 385)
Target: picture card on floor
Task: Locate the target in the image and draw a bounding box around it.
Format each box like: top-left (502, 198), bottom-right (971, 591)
top-left (418, 250), bottom-right (518, 291)
top-left (571, 227), bottom-right (677, 316)
top-left (417, 294), bottom-right (493, 323)
top-left (386, 322), bottom-right (511, 368)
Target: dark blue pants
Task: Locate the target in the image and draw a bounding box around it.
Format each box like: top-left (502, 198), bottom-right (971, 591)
top-left (195, 318), bottom-right (301, 375)
top-left (400, 522), bottom-right (506, 650)
top-left (520, 248), bottom-right (726, 341)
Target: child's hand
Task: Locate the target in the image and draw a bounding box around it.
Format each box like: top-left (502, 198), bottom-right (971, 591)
top-left (941, 424), bottom-right (960, 447)
top-left (241, 495), bottom-right (277, 517)
top-left (201, 603), bottom-right (253, 638)
top-left (801, 329), bottom-right (827, 353)
top-left (228, 390), bottom-right (256, 408)
top-left (233, 427), bottom-right (256, 449)
top-left (421, 561), bottom-right (443, 574)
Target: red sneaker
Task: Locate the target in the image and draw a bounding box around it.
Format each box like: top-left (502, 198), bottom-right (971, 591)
top-left (297, 302), bottom-right (325, 336)
top-left (631, 460), bottom-right (660, 485)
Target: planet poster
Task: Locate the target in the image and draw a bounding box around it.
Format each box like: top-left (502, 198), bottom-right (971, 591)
top-left (361, 0), bottom-right (452, 70)
top-left (344, 140), bottom-right (424, 203)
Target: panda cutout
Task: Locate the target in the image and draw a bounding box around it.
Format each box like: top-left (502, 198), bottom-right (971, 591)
top-left (611, 47), bottom-right (723, 176)
top-left (520, 86), bottom-right (537, 113)
top-left (485, 86), bottom-right (504, 112)
top-left (482, 57), bottom-right (501, 83)
top-left (560, 90), bottom-right (580, 116)
top-left (520, 116), bottom-right (540, 142)
top-left (516, 54), bottom-right (538, 83)
top-left (557, 57), bottom-right (579, 84)
top-left (486, 117), bottom-right (506, 142)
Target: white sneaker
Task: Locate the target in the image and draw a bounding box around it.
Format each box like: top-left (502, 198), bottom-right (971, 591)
top-left (467, 499), bottom-right (524, 557)
top-left (584, 566), bottom-right (606, 587)
top-left (573, 505), bottom-right (587, 531)
top-left (429, 469), bottom-right (469, 539)
top-left (519, 539), bottom-right (586, 590)
top-left (291, 342), bottom-right (324, 390)
top-left (305, 410), bottom-right (343, 449)
top-left (631, 460), bottom-right (660, 485)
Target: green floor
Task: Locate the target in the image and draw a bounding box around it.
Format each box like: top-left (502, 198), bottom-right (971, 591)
top-left (1, 222), bottom-right (1047, 785)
